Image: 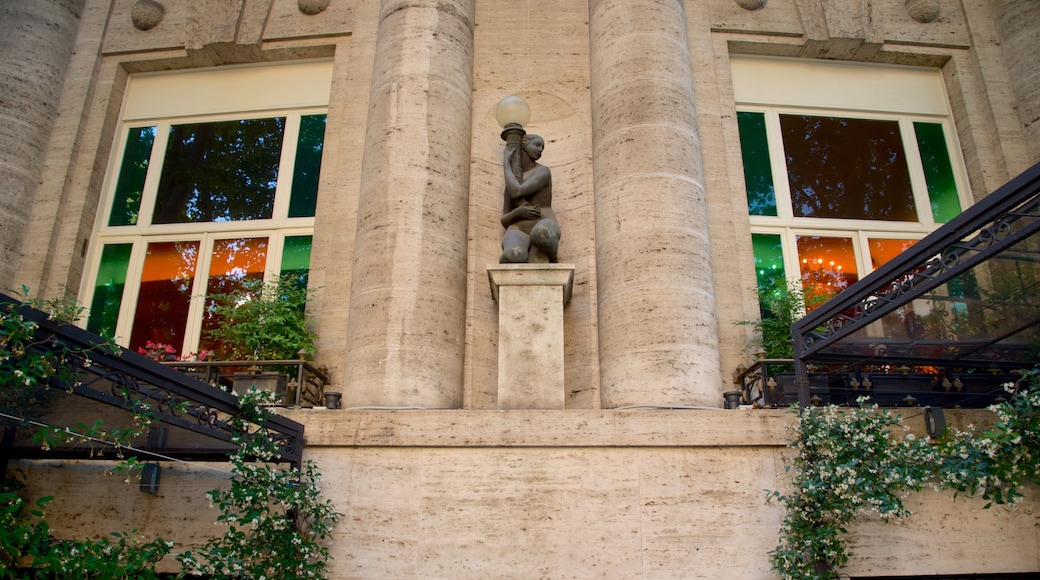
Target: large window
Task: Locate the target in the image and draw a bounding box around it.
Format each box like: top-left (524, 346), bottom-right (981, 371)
top-left (81, 61), bottom-right (332, 357)
top-left (732, 57), bottom-right (970, 309)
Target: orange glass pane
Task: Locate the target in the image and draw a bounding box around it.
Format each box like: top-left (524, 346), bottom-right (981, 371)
top-left (868, 238), bottom-right (917, 271)
top-left (797, 236), bottom-right (858, 308)
top-left (130, 241), bottom-right (201, 355)
top-left (200, 237), bottom-right (269, 356)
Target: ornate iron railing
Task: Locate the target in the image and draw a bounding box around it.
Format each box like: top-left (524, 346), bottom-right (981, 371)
top-left (0, 293), bottom-right (304, 467)
top-left (791, 161), bottom-right (1040, 407)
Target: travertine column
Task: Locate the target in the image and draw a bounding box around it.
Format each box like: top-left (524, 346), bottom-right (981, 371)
top-left (343, 0), bottom-right (474, 408)
top-left (589, 0), bottom-right (722, 407)
top-left (991, 0), bottom-right (1040, 166)
top-left (0, 0), bottom-right (83, 288)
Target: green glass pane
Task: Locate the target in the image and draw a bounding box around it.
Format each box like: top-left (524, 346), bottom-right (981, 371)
top-left (737, 112), bottom-right (777, 217)
top-left (289, 115), bottom-right (327, 218)
top-left (914, 122), bottom-right (961, 223)
top-left (752, 233), bottom-right (785, 291)
top-left (86, 244), bottom-right (133, 338)
top-left (153, 117), bottom-right (285, 224)
top-left (781, 114), bottom-right (917, 222)
top-left (109, 127), bottom-right (155, 226)
top-left (281, 235), bottom-right (313, 285)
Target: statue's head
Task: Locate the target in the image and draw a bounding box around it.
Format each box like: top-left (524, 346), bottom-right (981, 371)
top-left (521, 134), bottom-right (544, 161)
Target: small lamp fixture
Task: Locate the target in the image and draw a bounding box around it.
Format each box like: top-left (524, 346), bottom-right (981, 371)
top-left (495, 95), bottom-right (531, 141)
top-left (496, 95), bottom-right (531, 181)
top-left (140, 462), bottom-right (161, 494)
top-left (924, 406), bottom-right (946, 438)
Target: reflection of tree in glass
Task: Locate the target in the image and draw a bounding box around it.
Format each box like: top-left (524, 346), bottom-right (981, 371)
top-left (737, 112), bottom-right (777, 217)
top-left (110, 127), bottom-right (155, 226)
top-left (202, 238), bottom-right (269, 357)
top-left (781, 115), bottom-right (917, 222)
top-left (153, 118), bottom-right (285, 224)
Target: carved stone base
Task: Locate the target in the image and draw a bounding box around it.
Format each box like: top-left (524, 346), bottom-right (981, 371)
top-left (488, 264), bottom-right (574, 409)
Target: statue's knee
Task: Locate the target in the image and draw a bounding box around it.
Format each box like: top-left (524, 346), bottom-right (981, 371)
top-left (500, 245), bottom-right (528, 263)
top-left (530, 223), bottom-right (559, 249)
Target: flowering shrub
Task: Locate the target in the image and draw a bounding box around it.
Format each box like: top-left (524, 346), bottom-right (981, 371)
top-left (771, 370), bottom-right (1040, 580)
top-left (137, 341), bottom-right (177, 362)
top-left (179, 387), bottom-right (340, 579)
top-left (2, 290), bottom-right (338, 577)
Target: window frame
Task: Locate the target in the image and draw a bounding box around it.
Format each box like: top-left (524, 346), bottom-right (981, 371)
top-left (80, 61), bottom-right (331, 353)
top-left (732, 57), bottom-right (973, 290)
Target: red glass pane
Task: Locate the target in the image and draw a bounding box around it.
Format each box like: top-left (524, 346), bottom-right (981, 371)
top-left (129, 241), bottom-right (200, 356)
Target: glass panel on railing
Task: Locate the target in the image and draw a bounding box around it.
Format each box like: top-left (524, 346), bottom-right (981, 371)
top-left (86, 243), bottom-right (133, 337)
top-left (129, 241), bottom-right (200, 355)
top-left (109, 126), bottom-right (156, 226)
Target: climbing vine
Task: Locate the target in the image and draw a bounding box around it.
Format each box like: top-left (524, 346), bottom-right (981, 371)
top-left (769, 367), bottom-right (1040, 580)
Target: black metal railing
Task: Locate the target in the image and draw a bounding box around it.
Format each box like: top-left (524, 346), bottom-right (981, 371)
top-left (161, 357), bottom-right (329, 408)
top-left (736, 359), bottom-right (1022, 409)
top-left (0, 293), bottom-right (305, 467)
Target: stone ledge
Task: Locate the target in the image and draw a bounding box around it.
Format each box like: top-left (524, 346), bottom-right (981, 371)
top-left (279, 407), bottom-right (999, 449)
top-left (282, 408), bottom-right (794, 447)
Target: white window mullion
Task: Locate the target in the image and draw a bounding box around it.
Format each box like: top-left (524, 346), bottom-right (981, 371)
top-left (271, 114), bottom-right (302, 223)
top-left (899, 118), bottom-right (936, 229)
top-left (764, 109), bottom-right (794, 221)
top-left (114, 239), bottom-right (148, 349)
top-left (137, 122), bottom-right (170, 229)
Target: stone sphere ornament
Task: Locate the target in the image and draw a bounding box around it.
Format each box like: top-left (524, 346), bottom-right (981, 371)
top-left (735, 0), bottom-right (767, 11)
top-left (906, 0), bottom-right (940, 23)
top-left (131, 0), bottom-right (165, 31)
top-left (299, 0), bottom-right (331, 15)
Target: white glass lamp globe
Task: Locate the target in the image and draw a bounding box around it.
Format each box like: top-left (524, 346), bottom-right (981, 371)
top-left (495, 95), bottom-right (531, 128)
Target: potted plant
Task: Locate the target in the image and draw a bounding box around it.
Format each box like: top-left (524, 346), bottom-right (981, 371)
top-left (204, 273), bottom-right (318, 404)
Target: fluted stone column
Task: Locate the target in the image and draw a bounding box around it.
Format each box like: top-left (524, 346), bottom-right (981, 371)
top-left (0, 0), bottom-right (83, 288)
top-left (991, 0), bottom-right (1040, 164)
top-left (589, 0), bottom-right (722, 408)
top-left (343, 0), bottom-right (474, 408)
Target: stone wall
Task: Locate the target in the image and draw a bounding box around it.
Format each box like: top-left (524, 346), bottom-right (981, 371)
top-left (15, 409), bottom-right (1040, 578)
top-left (0, 0), bottom-right (84, 289)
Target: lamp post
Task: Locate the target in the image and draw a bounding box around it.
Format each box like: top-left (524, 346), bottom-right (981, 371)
top-left (496, 95), bottom-right (530, 181)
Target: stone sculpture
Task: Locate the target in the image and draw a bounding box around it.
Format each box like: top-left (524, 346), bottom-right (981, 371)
top-left (499, 134), bottom-right (561, 263)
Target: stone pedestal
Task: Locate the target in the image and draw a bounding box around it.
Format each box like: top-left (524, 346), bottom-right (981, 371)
top-left (488, 264), bottom-right (574, 409)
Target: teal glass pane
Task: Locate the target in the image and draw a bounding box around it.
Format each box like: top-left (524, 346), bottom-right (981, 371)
top-left (737, 112), bottom-right (777, 217)
top-left (109, 127), bottom-right (155, 226)
top-left (281, 235), bottom-right (313, 285)
top-left (288, 115), bottom-right (327, 218)
top-left (86, 244), bottom-right (133, 338)
top-left (914, 122), bottom-right (961, 223)
top-left (153, 117), bottom-right (285, 224)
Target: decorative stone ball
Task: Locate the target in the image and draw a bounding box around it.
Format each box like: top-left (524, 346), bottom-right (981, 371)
top-left (735, 0), bottom-right (767, 11)
top-left (906, 0), bottom-right (940, 23)
top-left (131, 0), bottom-right (165, 31)
top-left (298, 0), bottom-right (331, 15)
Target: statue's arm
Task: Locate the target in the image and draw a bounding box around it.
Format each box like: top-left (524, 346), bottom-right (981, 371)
top-left (501, 203), bottom-right (541, 227)
top-left (503, 150), bottom-right (551, 200)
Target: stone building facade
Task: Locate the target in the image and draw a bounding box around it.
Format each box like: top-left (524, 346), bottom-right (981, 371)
top-left (2, 0), bottom-right (1039, 577)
